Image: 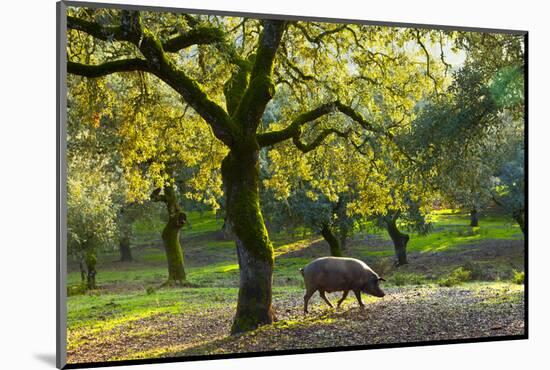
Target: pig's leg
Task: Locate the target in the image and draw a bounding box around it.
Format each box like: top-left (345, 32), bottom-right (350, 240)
top-left (353, 289), bottom-right (365, 309)
top-left (337, 290), bottom-right (349, 308)
top-left (304, 289), bottom-right (315, 314)
top-left (319, 291), bottom-right (334, 308)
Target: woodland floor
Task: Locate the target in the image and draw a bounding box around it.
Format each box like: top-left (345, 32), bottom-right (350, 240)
top-left (66, 211), bottom-right (525, 364)
top-left (67, 282), bottom-right (524, 363)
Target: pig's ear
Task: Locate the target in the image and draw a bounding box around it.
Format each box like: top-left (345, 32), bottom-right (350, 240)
top-left (378, 277), bottom-right (386, 282)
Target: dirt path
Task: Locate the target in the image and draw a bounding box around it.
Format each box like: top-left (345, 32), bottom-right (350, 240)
top-left (66, 283), bottom-right (524, 364)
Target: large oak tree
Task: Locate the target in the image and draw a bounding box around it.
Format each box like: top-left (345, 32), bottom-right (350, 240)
top-left (65, 7), bottom-right (476, 333)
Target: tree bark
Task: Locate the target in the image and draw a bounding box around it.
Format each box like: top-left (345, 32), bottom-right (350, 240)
top-left (385, 217), bottom-right (409, 266)
top-left (85, 252), bottom-right (97, 290)
top-left (320, 224), bottom-right (343, 257)
top-left (161, 185), bottom-right (187, 283)
top-left (221, 217), bottom-right (233, 240)
top-left (118, 232), bottom-right (133, 262)
top-left (79, 257), bottom-right (86, 283)
top-left (470, 209), bottom-right (479, 227)
top-left (222, 147), bottom-right (275, 334)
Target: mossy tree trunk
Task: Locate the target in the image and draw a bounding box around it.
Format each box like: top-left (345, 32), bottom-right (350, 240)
top-left (470, 209), bottom-right (479, 227)
top-left (79, 257), bottom-right (86, 283)
top-left (152, 185), bottom-right (187, 284)
top-left (85, 251), bottom-right (97, 290)
top-left (118, 230), bottom-right (133, 262)
top-left (320, 224), bottom-right (343, 257)
top-left (222, 147), bottom-right (275, 334)
top-left (385, 215), bottom-right (409, 266)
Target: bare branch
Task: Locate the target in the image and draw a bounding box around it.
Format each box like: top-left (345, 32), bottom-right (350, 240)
top-left (414, 30), bottom-right (439, 94)
top-left (438, 31), bottom-right (452, 76)
top-left (292, 23), bottom-right (347, 44)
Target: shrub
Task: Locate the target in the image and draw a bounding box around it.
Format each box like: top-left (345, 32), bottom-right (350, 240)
top-left (437, 267), bottom-right (472, 287)
top-left (512, 270), bottom-right (525, 285)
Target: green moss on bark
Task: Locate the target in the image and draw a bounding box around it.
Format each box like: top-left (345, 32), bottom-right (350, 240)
top-left (85, 251), bottom-right (97, 290)
top-left (221, 145), bottom-right (276, 334)
top-left (221, 147), bottom-right (274, 262)
top-left (161, 185), bottom-right (187, 283)
top-left (224, 66), bottom-right (249, 116)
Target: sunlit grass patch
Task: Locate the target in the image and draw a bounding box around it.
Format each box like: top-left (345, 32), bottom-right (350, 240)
top-left (184, 211), bottom-right (224, 237)
top-left (67, 287), bottom-right (240, 351)
top-left (175, 263), bottom-right (241, 287)
top-left (467, 282), bottom-right (524, 306)
top-left (273, 237), bottom-right (322, 256)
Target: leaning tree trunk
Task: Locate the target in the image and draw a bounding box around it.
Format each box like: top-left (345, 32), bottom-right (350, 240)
top-left (385, 217), bottom-right (409, 266)
top-left (320, 224), bottom-right (343, 257)
top-left (222, 147), bottom-right (275, 334)
top-left (470, 209), bottom-right (479, 227)
top-left (118, 230), bottom-right (133, 262)
top-left (161, 185), bottom-right (187, 284)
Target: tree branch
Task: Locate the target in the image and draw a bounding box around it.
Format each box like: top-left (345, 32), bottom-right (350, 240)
top-left (68, 15), bottom-right (224, 52)
top-left (257, 102), bottom-right (338, 147)
top-left (233, 19), bottom-right (286, 132)
top-left (292, 23), bottom-right (347, 44)
top-left (162, 26), bottom-right (225, 52)
top-left (293, 128), bottom-right (349, 153)
top-left (258, 101), bottom-right (381, 148)
top-left (67, 59), bottom-right (151, 77)
top-left (415, 30), bottom-right (439, 94)
top-left (67, 16), bottom-right (132, 43)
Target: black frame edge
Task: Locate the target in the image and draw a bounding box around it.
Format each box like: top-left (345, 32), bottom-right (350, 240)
top-left (62, 0), bottom-right (527, 35)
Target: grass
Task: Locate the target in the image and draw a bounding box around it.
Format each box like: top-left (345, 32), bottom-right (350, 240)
top-left (383, 210), bottom-right (521, 255)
